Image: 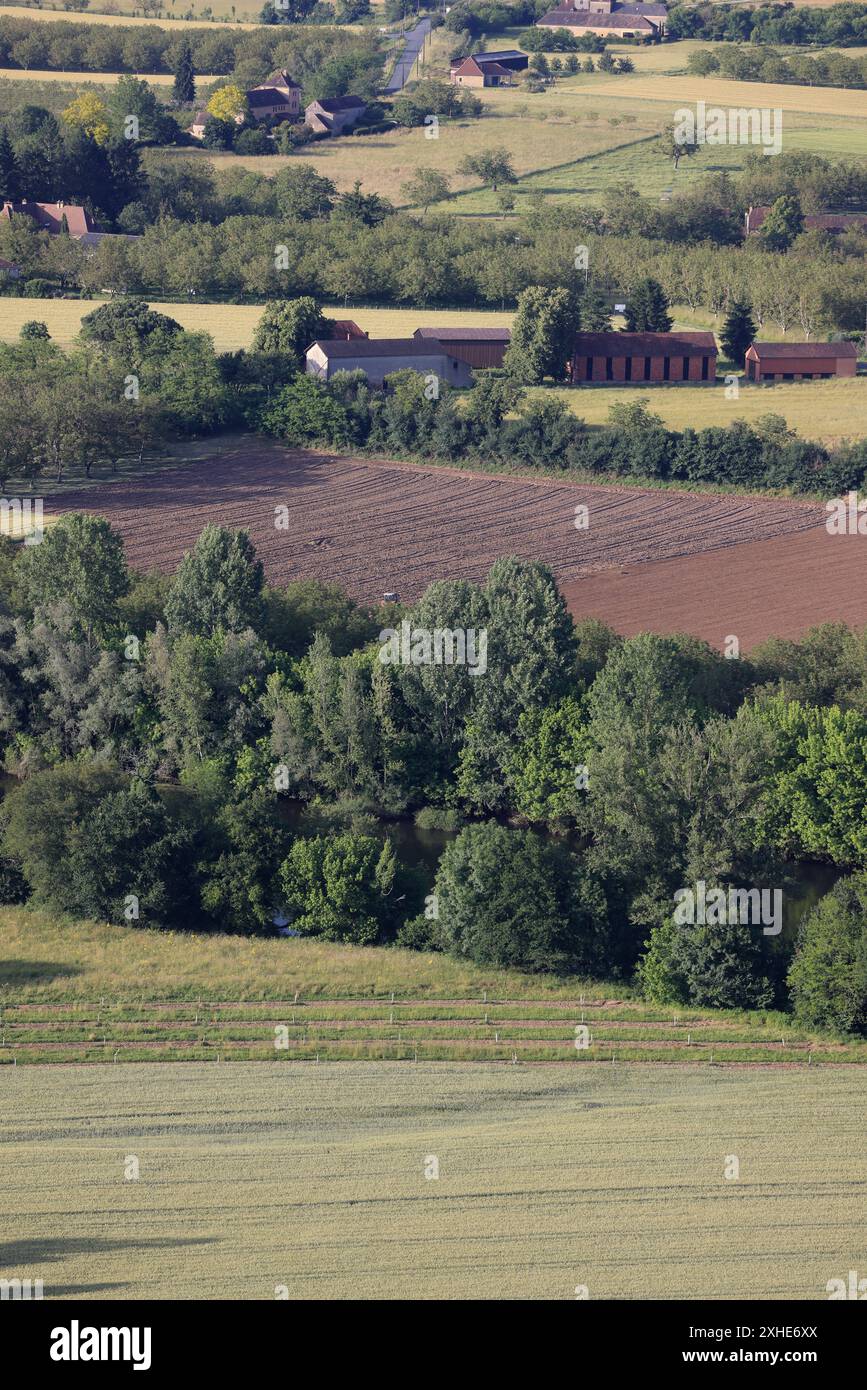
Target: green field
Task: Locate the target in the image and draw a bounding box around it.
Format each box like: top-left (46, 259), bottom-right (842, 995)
top-left (2, 1060), bottom-right (865, 1298)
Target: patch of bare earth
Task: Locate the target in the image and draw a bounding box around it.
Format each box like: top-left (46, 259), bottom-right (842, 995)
top-left (53, 443), bottom-right (863, 648)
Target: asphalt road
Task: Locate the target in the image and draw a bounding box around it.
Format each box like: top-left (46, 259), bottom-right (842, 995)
top-left (383, 17), bottom-right (433, 94)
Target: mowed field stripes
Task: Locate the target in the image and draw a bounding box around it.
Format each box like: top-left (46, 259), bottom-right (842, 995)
top-left (2, 1062), bottom-right (865, 1299)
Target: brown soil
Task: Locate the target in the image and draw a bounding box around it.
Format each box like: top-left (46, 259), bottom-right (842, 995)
top-left (54, 443), bottom-right (865, 649)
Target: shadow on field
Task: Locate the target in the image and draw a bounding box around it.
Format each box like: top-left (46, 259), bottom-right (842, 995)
top-left (0, 960), bottom-right (81, 985)
top-left (0, 1235), bottom-right (218, 1268)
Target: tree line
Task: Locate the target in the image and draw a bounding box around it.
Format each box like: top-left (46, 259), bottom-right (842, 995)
top-left (0, 15), bottom-right (385, 86)
top-left (688, 43), bottom-right (867, 90)
top-left (0, 510), bottom-right (865, 1034)
top-left (2, 144), bottom-right (865, 340)
top-left (669, 1), bottom-right (867, 48)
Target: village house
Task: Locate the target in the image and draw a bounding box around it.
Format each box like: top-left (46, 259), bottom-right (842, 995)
top-left (0, 257), bottom-right (21, 280)
top-left (245, 69), bottom-right (302, 124)
top-left (745, 205), bottom-right (867, 236)
top-left (537, 0), bottom-right (667, 39)
top-left (0, 200), bottom-right (133, 250)
top-left (413, 326), bottom-right (512, 369)
top-left (570, 331), bottom-right (718, 385)
top-left (744, 341), bottom-right (858, 382)
top-left (304, 96), bottom-right (367, 136)
top-left (450, 50), bottom-right (529, 87)
top-left (1, 200), bottom-right (96, 238)
top-left (306, 338), bottom-right (474, 387)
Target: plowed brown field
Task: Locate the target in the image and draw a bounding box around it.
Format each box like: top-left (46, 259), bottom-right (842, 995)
top-left (55, 443), bottom-right (866, 649)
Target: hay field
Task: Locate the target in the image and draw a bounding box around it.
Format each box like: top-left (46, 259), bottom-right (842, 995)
top-left (2, 1061), bottom-right (865, 1299)
top-left (548, 378), bottom-right (867, 447)
top-left (0, 296), bottom-right (514, 350)
top-left (593, 73), bottom-right (867, 120)
top-left (0, 2), bottom-right (262, 27)
top-left (0, 65), bottom-right (216, 83)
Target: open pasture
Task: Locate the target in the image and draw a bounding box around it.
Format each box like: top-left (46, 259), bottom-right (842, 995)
top-left (548, 377), bottom-right (867, 446)
top-left (2, 1061), bottom-right (865, 1298)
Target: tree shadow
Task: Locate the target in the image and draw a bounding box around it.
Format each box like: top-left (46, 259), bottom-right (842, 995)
top-left (0, 1235), bottom-right (218, 1268)
top-left (0, 960), bottom-right (81, 986)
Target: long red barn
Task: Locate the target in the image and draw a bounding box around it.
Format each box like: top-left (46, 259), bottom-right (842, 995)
top-left (570, 331), bottom-right (718, 385)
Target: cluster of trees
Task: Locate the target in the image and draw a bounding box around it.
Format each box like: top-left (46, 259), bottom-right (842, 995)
top-left (0, 515), bottom-right (864, 1030)
top-left (0, 16), bottom-right (385, 90)
top-left (668, 1), bottom-right (867, 47)
top-left (4, 142), bottom-right (865, 337)
top-left (688, 43), bottom-right (867, 90)
top-left (0, 300), bottom-right (233, 479)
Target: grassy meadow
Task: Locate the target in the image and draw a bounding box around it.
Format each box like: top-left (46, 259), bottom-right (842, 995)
top-left (2, 1060), bottom-right (865, 1298)
top-left (2, 908), bottom-right (865, 1064)
top-left (547, 376), bottom-right (867, 447)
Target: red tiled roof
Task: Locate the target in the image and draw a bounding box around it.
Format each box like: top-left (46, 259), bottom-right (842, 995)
top-left (746, 204), bottom-right (867, 234)
top-left (746, 341), bottom-right (859, 359)
top-left (333, 320), bottom-right (368, 339)
top-left (573, 331), bottom-right (717, 356)
top-left (1, 200), bottom-right (95, 237)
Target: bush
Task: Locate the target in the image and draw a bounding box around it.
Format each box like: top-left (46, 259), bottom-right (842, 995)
top-left (433, 823), bottom-right (611, 974)
top-left (788, 873), bottom-right (867, 1036)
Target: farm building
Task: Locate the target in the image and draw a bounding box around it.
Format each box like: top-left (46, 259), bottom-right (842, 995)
top-left (246, 69), bottom-right (301, 123)
top-left (333, 320), bottom-right (368, 341)
top-left (306, 338), bottom-right (474, 387)
top-left (0, 258), bottom-right (21, 280)
top-left (744, 341), bottom-right (858, 382)
top-left (413, 326), bottom-right (511, 368)
top-left (537, 0), bottom-right (667, 38)
top-left (745, 205), bottom-right (867, 236)
top-left (570, 331), bottom-right (717, 385)
top-left (450, 51), bottom-right (529, 86)
top-left (305, 96), bottom-right (367, 135)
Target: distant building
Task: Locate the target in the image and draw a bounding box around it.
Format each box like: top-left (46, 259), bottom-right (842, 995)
top-left (246, 69), bottom-right (302, 124)
top-left (1, 200), bottom-right (96, 238)
top-left (189, 111), bottom-right (208, 140)
top-left (745, 341), bottom-right (858, 382)
top-left (304, 96), bottom-right (367, 136)
top-left (306, 338), bottom-right (474, 387)
top-left (413, 326), bottom-right (511, 369)
top-left (745, 205), bottom-right (867, 236)
top-left (570, 331), bottom-right (717, 385)
top-left (537, 0), bottom-right (667, 38)
top-left (450, 50), bottom-right (529, 87)
top-left (0, 257), bottom-right (21, 280)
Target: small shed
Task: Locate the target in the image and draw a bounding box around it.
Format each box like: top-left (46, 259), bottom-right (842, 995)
top-left (745, 341), bottom-right (858, 382)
